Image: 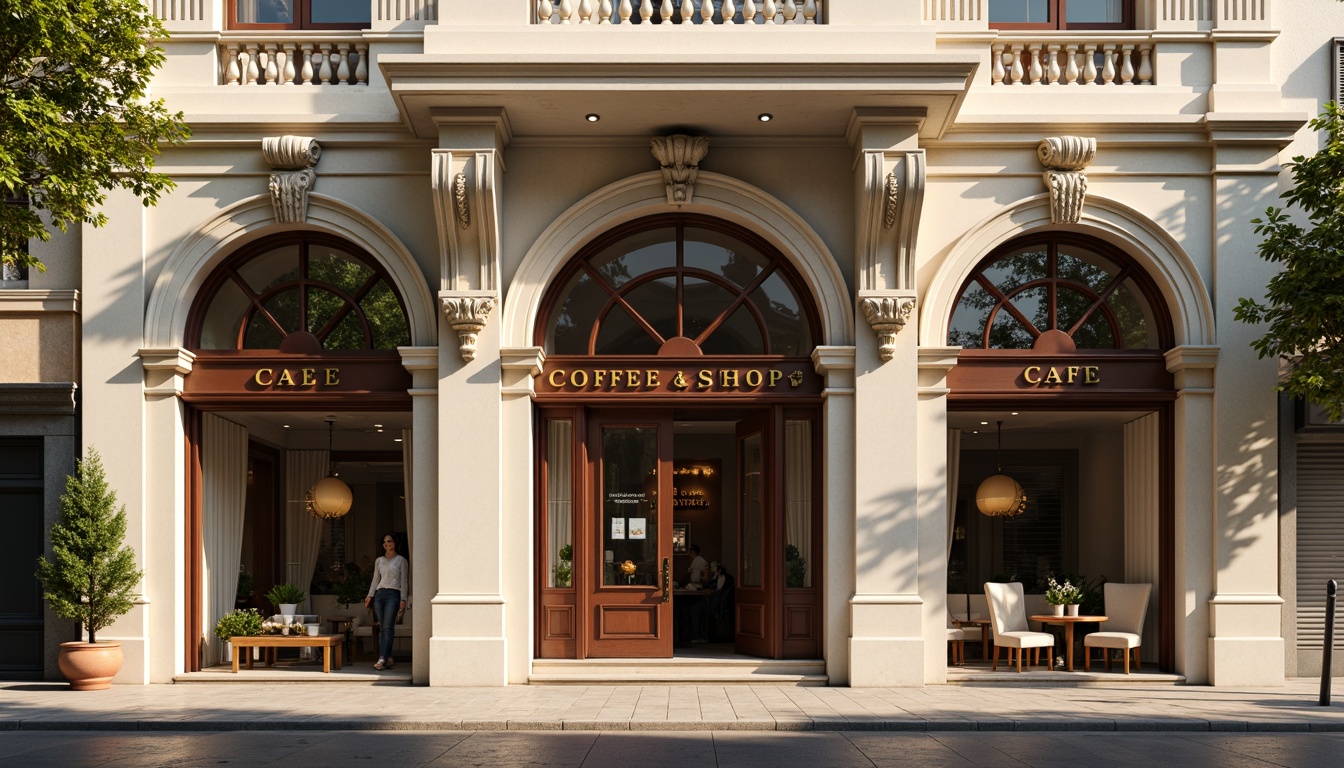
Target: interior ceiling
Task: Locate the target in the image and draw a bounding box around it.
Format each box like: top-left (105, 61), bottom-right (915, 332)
top-left (948, 410), bottom-right (1150, 434)
top-left (222, 411), bottom-right (410, 483)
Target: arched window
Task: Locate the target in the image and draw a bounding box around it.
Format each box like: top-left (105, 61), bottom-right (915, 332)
top-left (948, 234), bottom-right (1171, 351)
top-left (188, 233), bottom-right (411, 351)
top-left (540, 215), bottom-right (817, 356)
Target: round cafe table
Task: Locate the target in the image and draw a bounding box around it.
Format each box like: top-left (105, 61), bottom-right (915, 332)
top-left (1029, 614), bottom-right (1107, 671)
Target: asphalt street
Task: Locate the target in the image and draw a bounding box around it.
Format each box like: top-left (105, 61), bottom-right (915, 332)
top-left (1, 730), bottom-right (1342, 768)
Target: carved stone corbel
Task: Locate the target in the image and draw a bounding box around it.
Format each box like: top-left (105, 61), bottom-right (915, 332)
top-left (882, 172), bottom-right (899, 229)
top-left (1038, 136), bottom-right (1096, 225)
top-left (860, 294), bottom-right (916, 363)
top-left (262, 136), bottom-right (321, 223)
top-left (440, 293), bottom-right (496, 362)
top-left (650, 134), bottom-right (709, 205)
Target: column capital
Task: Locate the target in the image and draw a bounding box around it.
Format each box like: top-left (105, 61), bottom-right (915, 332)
top-left (139, 347), bottom-right (196, 399)
top-left (1165, 345), bottom-right (1219, 392)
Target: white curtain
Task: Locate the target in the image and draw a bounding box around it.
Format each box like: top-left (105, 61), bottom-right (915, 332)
top-left (285, 450), bottom-right (328, 615)
top-left (202, 414), bottom-right (249, 667)
top-left (784, 419), bottom-right (812, 587)
top-left (401, 427), bottom-right (414, 597)
top-left (947, 428), bottom-right (961, 559)
top-left (546, 421), bottom-right (573, 587)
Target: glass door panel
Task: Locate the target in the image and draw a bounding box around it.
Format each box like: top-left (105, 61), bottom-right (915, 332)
top-left (601, 427), bottom-right (659, 587)
top-left (740, 433), bottom-right (763, 587)
top-left (735, 410), bottom-right (776, 658)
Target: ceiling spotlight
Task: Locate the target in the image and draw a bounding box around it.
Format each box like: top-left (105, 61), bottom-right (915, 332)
top-left (981, 421), bottom-right (989, 425)
top-left (1011, 412), bottom-right (1019, 416)
top-left (585, 113), bottom-right (600, 122)
top-left (394, 438), bottom-right (403, 443)
top-left (758, 113), bottom-right (773, 122)
top-left (374, 423), bottom-right (383, 428)
top-left (283, 424), bottom-right (290, 429)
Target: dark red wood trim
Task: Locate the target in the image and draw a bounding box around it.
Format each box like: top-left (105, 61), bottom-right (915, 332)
top-left (185, 406), bottom-right (203, 673)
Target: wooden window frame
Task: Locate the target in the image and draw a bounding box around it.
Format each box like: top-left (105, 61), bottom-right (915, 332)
top-left (226, 0), bottom-right (369, 31)
top-left (989, 0), bottom-right (1134, 31)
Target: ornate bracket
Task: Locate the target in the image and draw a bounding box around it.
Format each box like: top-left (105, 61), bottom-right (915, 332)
top-left (263, 136), bottom-right (321, 223)
top-left (882, 172), bottom-right (899, 229)
top-left (1038, 136), bottom-right (1096, 225)
top-left (453, 172), bottom-right (470, 229)
top-left (860, 294), bottom-right (916, 362)
top-left (440, 293), bottom-right (496, 362)
top-left (650, 134), bottom-right (709, 205)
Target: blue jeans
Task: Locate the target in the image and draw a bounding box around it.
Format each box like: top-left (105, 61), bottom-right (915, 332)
top-left (373, 588), bottom-right (400, 661)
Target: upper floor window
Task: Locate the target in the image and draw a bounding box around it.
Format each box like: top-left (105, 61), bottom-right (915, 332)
top-left (540, 215), bottom-right (817, 356)
top-left (948, 234), bottom-right (1170, 351)
top-left (230, 0), bottom-right (370, 29)
top-left (189, 233), bottom-right (410, 352)
top-left (989, 0), bottom-right (1132, 30)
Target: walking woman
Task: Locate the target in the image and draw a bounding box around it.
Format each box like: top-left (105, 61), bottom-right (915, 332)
top-left (365, 533), bottom-right (408, 670)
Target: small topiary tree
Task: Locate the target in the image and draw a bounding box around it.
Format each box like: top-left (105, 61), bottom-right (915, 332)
top-left (35, 448), bottom-right (143, 644)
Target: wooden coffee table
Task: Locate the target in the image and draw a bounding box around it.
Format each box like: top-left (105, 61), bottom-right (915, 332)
top-left (230, 634), bottom-right (344, 673)
top-left (1029, 614), bottom-right (1108, 671)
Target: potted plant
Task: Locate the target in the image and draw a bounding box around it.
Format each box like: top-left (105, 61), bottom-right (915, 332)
top-left (35, 449), bottom-right (144, 690)
top-left (553, 544), bottom-right (573, 588)
top-left (785, 544), bottom-right (807, 588)
top-left (236, 569), bottom-right (254, 607)
top-left (1045, 577), bottom-right (1082, 617)
top-left (265, 583), bottom-right (306, 618)
top-left (335, 565), bottom-right (368, 608)
top-left (214, 608), bottom-right (263, 662)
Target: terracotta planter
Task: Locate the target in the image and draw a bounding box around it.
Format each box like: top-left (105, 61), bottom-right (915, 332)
top-left (57, 641), bottom-right (123, 691)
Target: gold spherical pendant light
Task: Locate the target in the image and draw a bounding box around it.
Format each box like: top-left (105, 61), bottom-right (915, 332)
top-left (975, 420), bottom-right (1026, 519)
top-left (307, 417), bottom-right (352, 519)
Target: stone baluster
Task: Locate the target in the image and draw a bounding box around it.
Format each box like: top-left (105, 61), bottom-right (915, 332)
top-left (722, 0), bottom-right (736, 23)
top-left (802, 0), bottom-right (815, 22)
top-left (539, 0), bottom-right (553, 23)
top-left (559, 0), bottom-right (572, 22)
top-left (336, 43), bottom-right (352, 85)
top-left (783, 0), bottom-right (796, 22)
top-left (282, 43), bottom-right (297, 85)
top-left (678, 0), bottom-right (692, 21)
top-left (1083, 44), bottom-right (1098, 85)
top-left (1064, 44), bottom-right (1080, 84)
top-left (991, 43), bottom-right (1005, 85)
top-left (1046, 44), bottom-right (1061, 84)
top-left (1010, 44), bottom-right (1024, 85)
top-left (1027, 43), bottom-right (1043, 85)
top-left (743, 0), bottom-right (757, 23)
top-left (242, 45), bottom-right (258, 85)
top-left (1120, 44), bottom-right (1135, 84)
top-left (599, 0), bottom-right (613, 22)
top-left (640, 0), bottom-right (653, 22)
top-left (763, 0), bottom-right (776, 22)
top-left (576, 0), bottom-right (591, 22)
top-left (355, 44), bottom-right (368, 85)
top-left (298, 44), bottom-right (314, 85)
top-left (619, 0), bottom-right (632, 21)
top-left (318, 44), bottom-right (333, 85)
top-left (263, 45), bottom-right (278, 85)
top-left (660, 0), bottom-right (673, 23)
top-left (1138, 44), bottom-right (1153, 85)
top-left (1101, 44), bottom-right (1116, 85)
top-left (225, 45), bottom-right (241, 85)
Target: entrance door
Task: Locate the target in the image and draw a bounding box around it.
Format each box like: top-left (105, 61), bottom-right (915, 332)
top-left (735, 411), bottom-right (778, 658)
top-left (585, 416), bottom-right (674, 657)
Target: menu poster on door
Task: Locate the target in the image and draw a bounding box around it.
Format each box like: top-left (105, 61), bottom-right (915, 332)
top-left (629, 518), bottom-right (647, 540)
top-left (611, 518), bottom-right (626, 539)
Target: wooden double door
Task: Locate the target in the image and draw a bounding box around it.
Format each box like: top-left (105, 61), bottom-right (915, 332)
top-left (537, 406), bottom-right (820, 660)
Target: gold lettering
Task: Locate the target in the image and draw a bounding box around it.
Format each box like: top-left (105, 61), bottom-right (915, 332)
top-left (325, 368), bottom-right (340, 387)
top-left (571, 370), bottom-right (589, 388)
top-left (768, 369), bottom-right (783, 388)
top-left (548, 369), bottom-right (566, 387)
top-left (254, 368), bottom-right (274, 387)
top-left (275, 369), bottom-right (295, 386)
top-left (646, 370), bottom-right (660, 388)
top-left (1084, 366), bottom-right (1100, 385)
top-left (697, 370), bottom-right (713, 390)
top-left (594, 369), bottom-right (606, 388)
top-left (721, 369), bottom-right (739, 388)
top-left (302, 368), bottom-right (317, 386)
top-left (627, 370), bottom-right (641, 389)
top-left (1044, 367), bottom-right (1062, 385)
top-left (1066, 366), bottom-right (1079, 384)
top-left (610, 370), bottom-right (623, 387)
top-left (744, 369), bottom-right (763, 387)
top-left (1023, 366), bottom-right (1042, 385)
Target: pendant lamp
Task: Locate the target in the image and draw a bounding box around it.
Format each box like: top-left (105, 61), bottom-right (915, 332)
top-left (307, 417), bottom-right (352, 519)
top-left (975, 420), bottom-right (1026, 519)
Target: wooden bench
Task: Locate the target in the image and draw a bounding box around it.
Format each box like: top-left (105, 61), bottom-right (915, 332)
top-left (230, 634), bottom-right (344, 673)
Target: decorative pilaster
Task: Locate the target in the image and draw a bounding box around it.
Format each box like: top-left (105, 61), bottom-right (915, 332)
top-left (859, 293), bottom-right (916, 362)
top-left (439, 292), bottom-right (496, 362)
top-left (650, 134), bottom-right (709, 205)
top-left (1038, 136), bottom-right (1096, 224)
top-left (262, 136), bottom-right (321, 223)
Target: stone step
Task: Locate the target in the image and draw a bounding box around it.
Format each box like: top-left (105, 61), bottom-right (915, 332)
top-left (529, 657), bottom-right (828, 686)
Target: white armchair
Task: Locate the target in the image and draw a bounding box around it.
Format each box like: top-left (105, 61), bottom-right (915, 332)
top-left (947, 611), bottom-right (966, 666)
top-left (1084, 582), bottom-right (1151, 674)
top-left (984, 582), bottom-right (1055, 672)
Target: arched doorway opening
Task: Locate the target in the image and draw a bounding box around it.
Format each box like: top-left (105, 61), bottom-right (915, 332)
top-left (945, 232), bottom-right (1177, 673)
top-left (533, 213), bottom-right (824, 660)
top-left (180, 232), bottom-right (416, 673)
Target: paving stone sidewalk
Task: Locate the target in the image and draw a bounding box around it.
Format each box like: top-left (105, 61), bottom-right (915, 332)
top-left (2, 679), bottom-right (1342, 733)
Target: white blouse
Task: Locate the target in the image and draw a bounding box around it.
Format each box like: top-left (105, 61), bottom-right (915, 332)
top-left (368, 554), bottom-right (409, 599)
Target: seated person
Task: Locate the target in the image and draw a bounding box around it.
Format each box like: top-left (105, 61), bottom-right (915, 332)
top-left (690, 562), bottom-right (735, 643)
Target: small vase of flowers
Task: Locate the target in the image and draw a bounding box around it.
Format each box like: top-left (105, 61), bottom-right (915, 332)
top-left (620, 559), bottom-right (637, 585)
top-left (1045, 577), bottom-right (1082, 617)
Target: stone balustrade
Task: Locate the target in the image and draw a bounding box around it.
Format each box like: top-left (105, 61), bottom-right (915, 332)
top-left (537, 0), bottom-right (822, 24)
top-left (220, 38), bottom-right (369, 86)
top-left (990, 39), bottom-right (1154, 86)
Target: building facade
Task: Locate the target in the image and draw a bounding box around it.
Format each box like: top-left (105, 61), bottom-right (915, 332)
top-left (3, 0), bottom-right (1342, 686)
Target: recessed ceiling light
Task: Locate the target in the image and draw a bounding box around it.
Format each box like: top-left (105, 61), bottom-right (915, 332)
top-left (283, 424), bottom-right (290, 429)
top-left (980, 421), bottom-right (989, 425)
top-left (1011, 412), bottom-right (1019, 416)
top-left (374, 423), bottom-right (383, 428)
top-left (585, 113), bottom-right (600, 122)
top-left (393, 438), bottom-right (403, 442)
top-left (758, 113), bottom-right (773, 122)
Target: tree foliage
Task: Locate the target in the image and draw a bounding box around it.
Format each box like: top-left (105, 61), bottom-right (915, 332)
top-left (1, 0), bottom-right (189, 271)
top-left (1235, 103), bottom-right (1344, 421)
top-left (35, 448), bottom-right (142, 644)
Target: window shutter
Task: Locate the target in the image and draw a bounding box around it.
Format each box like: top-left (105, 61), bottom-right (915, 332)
top-left (1296, 442), bottom-right (1344, 648)
top-left (1333, 38), bottom-right (1344, 105)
